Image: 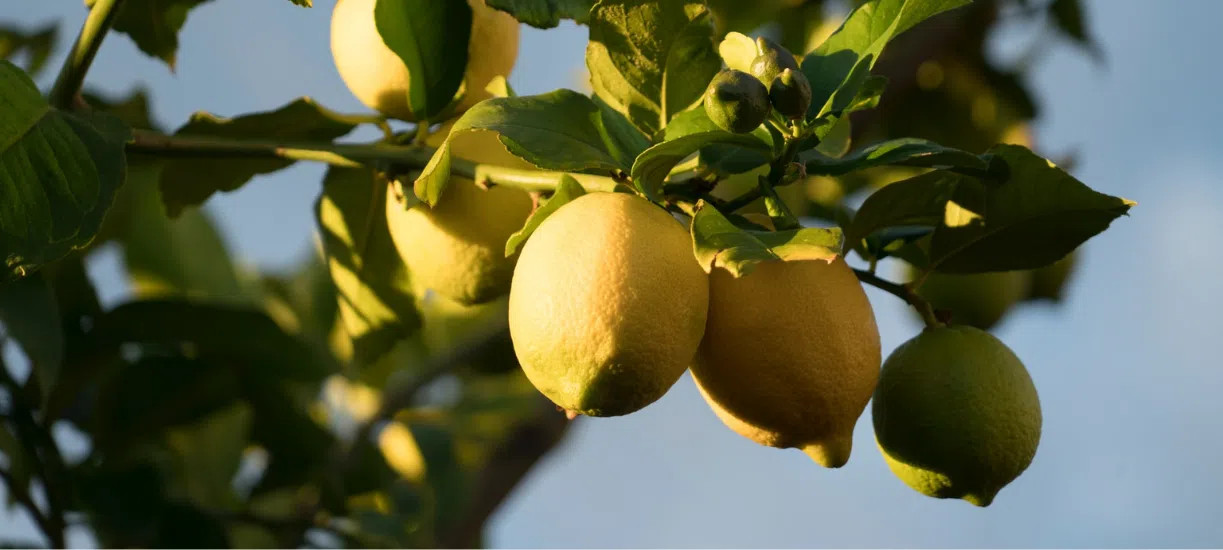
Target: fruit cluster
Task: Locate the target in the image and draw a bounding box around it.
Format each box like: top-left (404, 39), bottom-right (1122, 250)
top-left (332, 0), bottom-right (1044, 508)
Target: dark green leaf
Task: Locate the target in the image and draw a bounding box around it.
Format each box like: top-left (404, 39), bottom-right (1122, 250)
top-left (690, 201), bottom-right (842, 277)
top-left (593, 95), bottom-right (651, 169)
top-left (505, 175), bottom-right (586, 256)
top-left (0, 24), bottom-right (58, 77)
top-left (93, 299), bottom-right (338, 382)
top-left (802, 138), bottom-right (986, 176)
top-left (316, 166), bottom-right (419, 366)
top-left (0, 421), bottom-right (28, 508)
top-left (286, 0), bottom-right (312, 6)
top-left (0, 61), bottom-right (131, 281)
top-left (848, 145), bottom-right (1133, 273)
top-left (0, 273), bottom-right (62, 397)
top-left (631, 108), bottom-right (772, 200)
top-left (487, 0), bottom-right (595, 28)
top-left (159, 98), bottom-right (356, 216)
top-left (82, 87), bottom-right (163, 132)
top-left (247, 384), bottom-right (334, 494)
top-left (415, 90), bottom-right (622, 205)
top-left (120, 158), bottom-right (254, 303)
top-left (801, 0), bottom-right (971, 117)
top-left (164, 403), bottom-right (252, 509)
top-left (152, 502), bottom-right (231, 548)
top-left (1049, 0), bottom-right (1103, 62)
top-left (101, 0), bottom-right (212, 70)
top-left (587, 0), bottom-right (721, 137)
top-left (375, 0), bottom-right (472, 120)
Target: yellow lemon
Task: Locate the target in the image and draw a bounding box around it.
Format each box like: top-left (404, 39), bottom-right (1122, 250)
top-left (873, 326), bottom-right (1041, 507)
top-left (331, 0), bottom-right (520, 121)
top-left (692, 257), bottom-right (881, 468)
top-left (508, 193), bottom-right (709, 417)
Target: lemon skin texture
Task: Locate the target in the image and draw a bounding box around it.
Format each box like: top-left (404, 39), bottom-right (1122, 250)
top-left (872, 325), bottom-right (1042, 507)
top-left (692, 257), bottom-right (881, 468)
top-left (508, 193), bottom-right (709, 417)
top-left (909, 266), bottom-right (1029, 330)
top-left (386, 126), bottom-right (534, 306)
top-left (331, 0), bottom-right (520, 121)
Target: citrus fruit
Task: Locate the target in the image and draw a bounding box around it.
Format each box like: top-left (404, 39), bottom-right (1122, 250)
top-left (908, 265), bottom-right (1028, 330)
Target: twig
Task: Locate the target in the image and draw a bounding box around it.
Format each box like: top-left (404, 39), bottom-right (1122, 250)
top-left (49, 0), bottom-right (125, 108)
top-left (0, 469), bottom-right (55, 547)
top-left (0, 359), bottom-right (66, 548)
top-left (853, 268), bottom-right (941, 328)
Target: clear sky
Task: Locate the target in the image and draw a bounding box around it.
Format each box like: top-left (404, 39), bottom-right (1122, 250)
top-left (5, 0), bottom-right (1223, 547)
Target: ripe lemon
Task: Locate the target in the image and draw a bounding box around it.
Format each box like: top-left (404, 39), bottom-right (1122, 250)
top-left (873, 325), bottom-right (1041, 506)
top-left (330, 0), bottom-right (520, 121)
top-left (508, 193), bottom-right (709, 417)
top-left (386, 124), bottom-right (534, 305)
top-left (908, 265), bottom-right (1028, 330)
top-left (691, 257), bottom-right (881, 468)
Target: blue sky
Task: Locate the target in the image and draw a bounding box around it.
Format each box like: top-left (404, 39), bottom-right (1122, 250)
top-left (5, 0), bottom-right (1223, 547)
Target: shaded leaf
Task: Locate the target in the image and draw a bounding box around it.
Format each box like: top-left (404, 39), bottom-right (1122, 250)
top-left (1049, 0), bottom-right (1103, 62)
top-left (415, 90), bottom-right (622, 205)
top-left (0, 61), bottom-right (131, 280)
top-left (159, 98), bottom-right (356, 216)
top-left (505, 175), bottom-right (586, 256)
top-left (0, 24), bottom-right (58, 77)
top-left (0, 273), bottom-right (62, 398)
top-left (375, 0), bottom-right (472, 120)
top-left (100, 0), bottom-right (212, 70)
top-left (487, 0), bottom-right (595, 28)
top-left (802, 138), bottom-right (986, 176)
top-left (316, 166), bottom-right (419, 366)
top-left (593, 94), bottom-right (650, 170)
top-left (690, 201), bottom-right (842, 277)
top-left (801, 0), bottom-right (971, 117)
top-left (0, 421), bottom-right (28, 508)
top-left (586, 0), bottom-right (721, 137)
top-left (82, 87), bottom-right (162, 132)
top-left (632, 108), bottom-right (772, 200)
top-left (164, 403), bottom-right (252, 509)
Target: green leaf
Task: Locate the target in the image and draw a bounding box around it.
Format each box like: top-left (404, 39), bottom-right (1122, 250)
top-left (631, 108), bottom-right (772, 200)
top-left (82, 87), bottom-right (163, 132)
top-left (802, 138), bottom-right (987, 176)
top-left (505, 175), bottom-right (586, 256)
top-left (1049, 0), bottom-right (1103, 62)
top-left (848, 145), bottom-right (1133, 273)
top-left (0, 273), bottom-right (62, 397)
top-left (101, 0), bottom-right (212, 70)
top-left (164, 403), bottom-right (252, 509)
top-left (316, 167), bottom-right (419, 366)
top-left (159, 98), bottom-right (356, 216)
top-left (690, 202), bottom-right (843, 277)
top-left (717, 32), bottom-right (757, 74)
top-left (415, 90), bottom-right (622, 205)
top-left (120, 158), bottom-right (255, 303)
top-left (0, 61), bottom-right (131, 281)
top-left (286, 0), bottom-right (312, 6)
top-left (586, 0), bottom-right (722, 138)
top-left (593, 95), bottom-right (651, 170)
top-left (0, 24), bottom-right (58, 78)
top-left (0, 421), bottom-right (28, 508)
top-left (486, 0), bottom-right (595, 28)
top-left (92, 299), bottom-right (338, 383)
top-left (375, 0), bottom-right (472, 121)
top-left (801, 0), bottom-right (970, 117)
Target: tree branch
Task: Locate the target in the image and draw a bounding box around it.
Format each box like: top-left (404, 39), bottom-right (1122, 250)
top-left (49, 0), bottom-right (125, 108)
top-left (853, 268), bottom-right (941, 328)
top-left (0, 357), bottom-right (66, 548)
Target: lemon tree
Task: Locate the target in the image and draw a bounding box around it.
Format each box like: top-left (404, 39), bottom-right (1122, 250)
top-left (0, 0), bottom-right (1123, 546)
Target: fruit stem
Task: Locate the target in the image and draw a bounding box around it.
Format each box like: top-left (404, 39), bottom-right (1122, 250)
top-left (852, 268), bottom-right (943, 328)
top-left (49, 0), bottom-right (125, 109)
top-left (126, 129), bottom-right (621, 193)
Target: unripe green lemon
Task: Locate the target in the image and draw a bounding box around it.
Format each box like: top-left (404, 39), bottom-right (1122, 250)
top-left (769, 68), bottom-right (812, 119)
top-left (692, 257), bottom-right (881, 468)
top-left (386, 125), bottom-right (534, 305)
top-left (907, 265), bottom-right (1028, 330)
top-left (508, 193), bottom-right (709, 417)
top-left (330, 0), bottom-right (520, 121)
top-left (750, 37), bottom-right (800, 90)
top-left (1026, 252), bottom-right (1078, 302)
top-left (704, 69), bottom-right (772, 134)
top-left (873, 326), bottom-right (1042, 507)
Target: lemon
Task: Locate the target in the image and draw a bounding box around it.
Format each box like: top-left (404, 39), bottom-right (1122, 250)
top-left (908, 265), bottom-right (1028, 330)
top-left (691, 257), bottom-right (881, 468)
top-left (873, 326), bottom-right (1041, 507)
top-left (386, 124), bottom-right (534, 305)
top-left (330, 0), bottom-right (520, 121)
top-left (1026, 252), bottom-right (1078, 302)
top-left (508, 193), bottom-right (709, 417)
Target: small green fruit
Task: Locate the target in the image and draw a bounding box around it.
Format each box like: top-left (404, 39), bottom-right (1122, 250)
top-left (769, 68), bottom-right (812, 119)
top-left (873, 326), bottom-right (1041, 507)
top-left (750, 37), bottom-right (800, 90)
top-left (704, 69), bottom-right (771, 134)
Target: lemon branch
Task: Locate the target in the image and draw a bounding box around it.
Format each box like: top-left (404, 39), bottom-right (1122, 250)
top-left (49, 0), bottom-right (125, 108)
top-left (852, 268), bottom-right (942, 328)
top-left (126, 129), bottom-right (621, 194)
